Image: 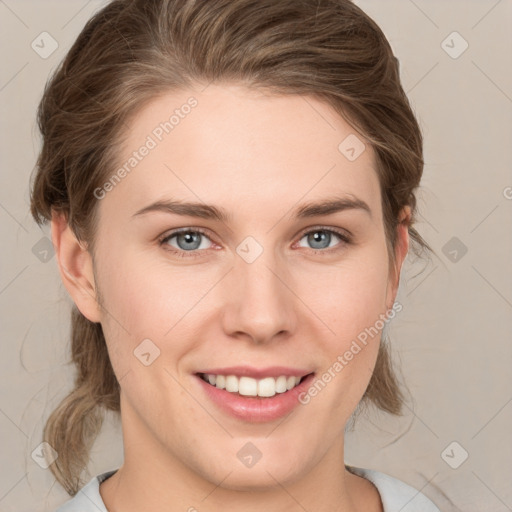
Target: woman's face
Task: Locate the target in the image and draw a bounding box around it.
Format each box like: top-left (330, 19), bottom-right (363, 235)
top-left (88, 83), bottom-right (406, 489)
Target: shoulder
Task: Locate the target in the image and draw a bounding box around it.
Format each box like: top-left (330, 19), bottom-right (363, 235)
top-left (346, 465), bottom-right (442, 512)
top-left (55, 470), bottom-right (117, 512)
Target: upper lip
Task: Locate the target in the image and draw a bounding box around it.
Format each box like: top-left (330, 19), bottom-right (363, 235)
top-left (195, 366), bottom-right (314, 379)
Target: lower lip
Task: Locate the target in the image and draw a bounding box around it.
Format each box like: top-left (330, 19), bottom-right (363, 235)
top-left (195, 373), bottom-right (315, 423)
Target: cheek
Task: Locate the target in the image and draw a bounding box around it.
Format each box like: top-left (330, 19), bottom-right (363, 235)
top-left (94, 246), bottom-right (214, 379)
top-left (304, 250), bottom-right (391, 343)
top-left (98, 244), bottom-right (204, 330)
top-left (300, 247), bottom-right (391, 401)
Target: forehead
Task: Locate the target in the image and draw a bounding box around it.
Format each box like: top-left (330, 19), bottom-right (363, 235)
top-left (99, 83), bottom-right (382, 224)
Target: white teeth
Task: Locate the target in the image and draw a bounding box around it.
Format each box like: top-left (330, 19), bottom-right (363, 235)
top-left (275, 375), bottom-right (287, 393)
top-left (258, 377), bottom-right (276, 397)
top-left (286, 376), bottom-right (296, 390)
top-left (202, 373), bottom-right (306, 397)
top-left (225, 375), bottom-right (239, 392)
top-left (239, 376), bottom-right (258, 396)
top-left (215, 374), bottom-right (226, 389)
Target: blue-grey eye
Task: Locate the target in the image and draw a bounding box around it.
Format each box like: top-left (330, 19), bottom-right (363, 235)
top-left (298, 230), bottom-right (342, 250)
top-left (165, 231), bottom-right (212, 251)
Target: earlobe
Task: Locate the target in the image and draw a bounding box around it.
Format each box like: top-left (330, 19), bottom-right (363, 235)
top-left (396, 206), bottom-right (411, 273)
top-left (50, 211), bottom-right (102, 323)
top-left (387, 206), bottom-right (411, 308)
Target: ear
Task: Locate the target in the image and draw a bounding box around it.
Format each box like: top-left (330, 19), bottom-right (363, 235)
top-left (51, 210), bottom-right (102, 323)
top-left (386, 206), bottom-right (410, 308)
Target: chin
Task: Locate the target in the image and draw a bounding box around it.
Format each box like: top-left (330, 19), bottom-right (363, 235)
top-left (195, 450), bottom-right (310, 492)
top-left (213, 465), bottom-right (305, 492)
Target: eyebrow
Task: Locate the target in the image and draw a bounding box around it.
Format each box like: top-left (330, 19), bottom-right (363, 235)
top-left (132, 195), bottom-right (372, 222)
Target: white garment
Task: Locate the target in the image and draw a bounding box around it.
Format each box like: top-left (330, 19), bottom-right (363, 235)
top-left (56, 466), bottom-right (441, 511)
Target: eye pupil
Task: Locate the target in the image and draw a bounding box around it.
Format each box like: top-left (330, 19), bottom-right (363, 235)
top-left (308, 230), bottom-right (330, 249)
top-left (177, 231), bottom-right (202, 250)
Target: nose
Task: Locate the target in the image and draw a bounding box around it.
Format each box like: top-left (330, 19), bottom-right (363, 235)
top-left (221, 247), bottom-right (297, 345)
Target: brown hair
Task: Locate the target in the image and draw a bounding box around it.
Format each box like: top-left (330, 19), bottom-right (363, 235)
top-left (29, 0), bottom-right (432, 496)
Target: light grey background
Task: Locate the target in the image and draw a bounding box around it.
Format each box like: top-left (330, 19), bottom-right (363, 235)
top-left (0, 1), bottom-right (511, 511)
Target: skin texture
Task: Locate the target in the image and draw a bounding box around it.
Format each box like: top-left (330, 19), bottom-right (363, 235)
top-left (52, 83), bottom-right (410, 512)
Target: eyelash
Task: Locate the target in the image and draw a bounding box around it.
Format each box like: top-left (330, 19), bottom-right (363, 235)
top-left (158, 226), bottom-right (352, 259)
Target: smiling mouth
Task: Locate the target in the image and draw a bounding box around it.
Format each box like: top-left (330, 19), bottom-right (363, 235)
top-left (196, 372), bottom-right (313, 398)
